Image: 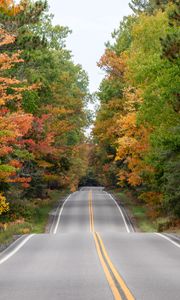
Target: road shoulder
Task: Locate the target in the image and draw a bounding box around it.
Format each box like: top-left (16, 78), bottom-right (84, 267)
top-left (108, 189), bottom-right (156, 233)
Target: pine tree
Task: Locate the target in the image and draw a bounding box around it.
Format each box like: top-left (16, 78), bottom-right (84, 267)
top-left (160, 0), bottom-right (180, 61)
top-left (0, 0), bottom-right (48, 51)
top-left (129, 0), bottom-right (155, 14)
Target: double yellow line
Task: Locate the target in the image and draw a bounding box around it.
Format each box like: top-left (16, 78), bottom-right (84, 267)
top-left (88, 190), bottom-right (94, 232)
top-left (88, 191), bottom-right (135, 300)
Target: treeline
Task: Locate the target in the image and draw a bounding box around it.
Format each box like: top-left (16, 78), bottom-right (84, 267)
top-left (0, 0), bottom-right (89, 216)
top-left (93, 0), bottom-right (180, 218)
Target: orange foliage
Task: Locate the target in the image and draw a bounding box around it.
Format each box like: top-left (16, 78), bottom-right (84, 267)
top-left (0, 0), bottom-right (23, 16)
top-left (103, 163), bottom-right (110, 173)
top-left (0, 29), bottom-right (38, 107)
top-left (9, 159), bottom-right (22, 168)
top-left (9, 177), bottom-right (32, 189)
top-left (8, 112), bottom-right (33, 136)
top-left (0, 146), bottom-right (12, 156)
top-left (0, 28), bottom-right (34, 197)
top-left (116, 112), bottom-right (153, 186)
top-left (139, 192), bottom-right (163, 218)
top-left (98, 49), bottom-right (127, 80)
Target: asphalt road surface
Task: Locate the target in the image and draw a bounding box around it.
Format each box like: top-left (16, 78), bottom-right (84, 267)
top-left (0, 187), bottom-right (180, 300)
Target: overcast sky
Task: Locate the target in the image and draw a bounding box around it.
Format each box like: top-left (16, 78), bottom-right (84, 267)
top-left (48, 0), bottom-right (132, 93)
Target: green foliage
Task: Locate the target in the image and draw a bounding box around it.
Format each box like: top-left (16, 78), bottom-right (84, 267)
top-left (7, 199), bottom-right (35, 221)
top-left (129, 0), bottom-right (154, 14)
top-left (22, 90), bottom-right (40, 114)
top-left (107, 16), bottom-right (137, 54)
top-left (0, 0), bottom-right (90, 220)
top-left (93, 1), bottom-right (180, 219)
top-left (160, 1), bottom-right (180, 61)
top-left (0, 223), bottom-right (33, 245)
top-left (112, 190), bottom-right (157, 231)
top-left (129, 0), bottom-right (170, 14)
top-left (14, 149), bottom-right (35, 161)
top-left (0, 164), bottom-right (16, 173)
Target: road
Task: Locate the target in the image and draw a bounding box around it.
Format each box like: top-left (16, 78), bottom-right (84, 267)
top-left (0, 187), bottom-right (180, 300)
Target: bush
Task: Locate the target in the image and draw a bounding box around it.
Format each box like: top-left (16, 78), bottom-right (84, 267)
top-left (1, 200), bottom-right (35, 222)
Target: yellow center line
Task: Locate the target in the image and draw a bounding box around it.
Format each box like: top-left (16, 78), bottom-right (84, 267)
top-left (93, 232), bottom-right (123, 300)
top-left (88, 193), bottom-right (92, 232)
top-left (96, 232), bottom-right (135, 300)
top-left (88, 190), bottom-right (94, 232)
top-left (88, 191), bottom-right (122, 299)
top-left (88, 190), bottom-right (135, 300)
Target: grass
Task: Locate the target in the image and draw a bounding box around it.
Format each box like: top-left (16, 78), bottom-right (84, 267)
top-left (0, 223), bottom-right (33, 245)
top-left (30, 189), bottom-right (67, 233)
top-left (110, 189), bottom-right (157, 232)
top-left (29, 201), bottom-right (56, 234)
top-left (0, 189), bottom-right (68, 246)
top-left (115, 190), bottom-right (180, 233)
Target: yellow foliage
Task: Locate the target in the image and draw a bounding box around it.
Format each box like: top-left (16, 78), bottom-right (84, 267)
top-left (21, 228), bottom-right (30, 234)
top-left (139, 191), bottom-right (163, 205)
top-left (43, 174), bottom-right (60, 182)
top-left (0, 0), bottom-right (24, 16)
top-left (139, 192), bottom-right (164, 218)
top-left (0, 193), bottom-right (9, 215)
top-left (117, 170), bottom-right (128, 186)
top-left (122, 87), bottom-right (143, 113)
top-left (116, 112), bottom-right (152, 186)
top-left (37, 160), bottom-right (54, 168)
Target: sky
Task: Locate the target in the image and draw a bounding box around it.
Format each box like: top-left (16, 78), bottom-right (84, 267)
top-left (48, 0), bottom-right (132, 93)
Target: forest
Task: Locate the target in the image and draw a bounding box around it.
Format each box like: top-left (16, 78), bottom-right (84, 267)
top-left (93, 0), bottom-right (180, 222)
top-left (0, 0), bottom-right (90, 232)
top-left (0, 0), bottom-right (179, 234)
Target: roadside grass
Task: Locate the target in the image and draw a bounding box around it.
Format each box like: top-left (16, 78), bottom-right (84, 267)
top-left (0, 189), bottom-right (68, 246)
top-left (31, 189), bottom-right (68, 234)
top-left (110, 190), bottom-right (157, 232)
top-left (0, 223), bottom-right (33, 245)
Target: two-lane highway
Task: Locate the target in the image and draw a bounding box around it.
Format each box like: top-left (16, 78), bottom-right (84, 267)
top-left (51, 188), bottom-right (130, 234)
top-left (0, 187), bottom-right (180, 299)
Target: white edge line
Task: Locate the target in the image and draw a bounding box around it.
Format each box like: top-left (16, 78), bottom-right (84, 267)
top-left (156, 233), bottom-right (180, 249)
top-left (50, 194), bottom-right (71, 234)
top-left (50, 203), bottom-right (61, 234)
top-left (0, 234), bottom-right (35, 265)
top-left (120, 207), bottom-right (135, 233)
top-left (105, 192), bottom-right (130, 233)
top-left (53, 195), bottom-right (71, 234)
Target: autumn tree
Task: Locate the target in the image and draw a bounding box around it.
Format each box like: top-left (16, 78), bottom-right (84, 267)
top-left (93, 0), bottom-right (180, 217)
top-left (0, 0), bottom-right (90, 217)
top-left (0, 26), bottom-right (34, 214)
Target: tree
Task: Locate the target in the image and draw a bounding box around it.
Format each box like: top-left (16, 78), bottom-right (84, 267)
top-left (0, 26), bottom-right (35, 214)
top-left (93, 1), bottom-right (180, 218)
